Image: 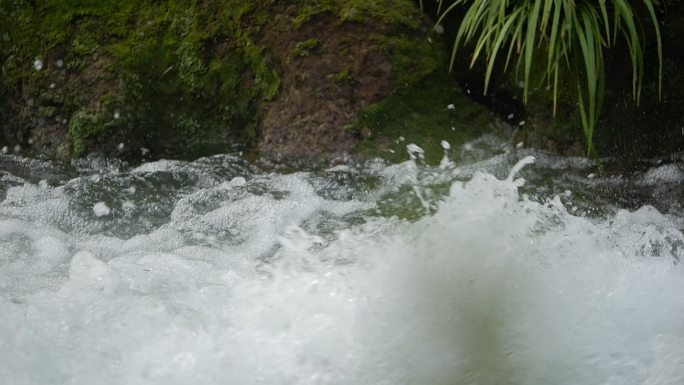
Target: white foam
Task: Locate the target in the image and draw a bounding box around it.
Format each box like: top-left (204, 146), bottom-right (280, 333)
top-left (68, 251), bottom-right (109, 283)
top-left (0, 154), bottom-right (682, 385)
top-left (638, 164), bottom-right (684, 186)
top-left (93, 202), bottom-right (111, 217)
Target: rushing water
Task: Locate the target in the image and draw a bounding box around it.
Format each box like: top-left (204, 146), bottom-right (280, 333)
top-left (0, 136), bottom-right (683, 385)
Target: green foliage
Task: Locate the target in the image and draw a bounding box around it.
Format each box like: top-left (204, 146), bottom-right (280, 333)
top-left (437, 0), bottom-right (663, 155)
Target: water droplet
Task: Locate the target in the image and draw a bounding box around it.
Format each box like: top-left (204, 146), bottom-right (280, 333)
top-left (92, 202), bottom-right (111, 217)
top-left (55, 59), bottom-right (64, 68)
top-left (434, 24), bottom-right (445, 34)
top-left (49, 83), bottom-right (56, 89)
top-left (33, 59), bottom-right (43, 71)
top-left (406, 143), bottom-right (425, 160)
top-left (1, 146), bottom-right (7, 154)
top-left (113, 111), bottom-right (120, 120)
top-left (117, 143), bottom-right (125, 151)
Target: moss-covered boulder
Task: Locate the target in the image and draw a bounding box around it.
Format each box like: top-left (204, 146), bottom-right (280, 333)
top-left (0, 0), bottom-right (280, 159)
top-left (0, 0), bottom-right (471, 160)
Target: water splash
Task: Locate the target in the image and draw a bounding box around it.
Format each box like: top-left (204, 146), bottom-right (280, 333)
top-left (0, 142), bottom-right (682, 385)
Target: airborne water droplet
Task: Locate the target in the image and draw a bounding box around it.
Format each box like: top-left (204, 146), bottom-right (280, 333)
top-left (92, 202), bottom-right (111, 217)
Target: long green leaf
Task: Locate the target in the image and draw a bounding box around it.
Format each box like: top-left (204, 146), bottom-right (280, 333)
top-left (523, 0), bottom-right (543, 103)
top-left (484, 9), bottom-right (524, 93)
top-left (642, 0), bottom-right (663, 98)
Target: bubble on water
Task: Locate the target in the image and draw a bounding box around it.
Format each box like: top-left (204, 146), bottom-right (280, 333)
top-left (122, 200), bottom-right (136, 211)
top-left (33, 59), bottom-right (43, 71)
top-left (92, 202), bottom-right (111, 217)
top-left (229, 176), bottom-right (246, 187)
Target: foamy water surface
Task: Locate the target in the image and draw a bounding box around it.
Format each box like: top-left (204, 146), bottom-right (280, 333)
top-left (0, 137), bottom-right (683, 385)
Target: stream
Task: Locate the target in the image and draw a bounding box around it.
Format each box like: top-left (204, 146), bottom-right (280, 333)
top-left (0, 135), bottom-right (683, 385)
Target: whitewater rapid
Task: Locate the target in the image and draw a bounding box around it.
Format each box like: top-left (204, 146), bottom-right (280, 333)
top-left (0, 138), bottom-right (682, 385)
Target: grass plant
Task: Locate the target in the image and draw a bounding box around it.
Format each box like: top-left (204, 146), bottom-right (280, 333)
top-left (436, 0), bottom-right (662, 155)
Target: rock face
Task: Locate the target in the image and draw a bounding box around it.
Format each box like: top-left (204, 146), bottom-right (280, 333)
top-left (259, 12), bottom-right (393, 157)
top-left (0, 0), bottom-right (444, 160)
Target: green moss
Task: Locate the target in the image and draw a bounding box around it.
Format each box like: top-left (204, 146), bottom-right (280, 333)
top-left (69, 109), bottom-right (104, 157)
top-left (293, 0), bottom-right (421, 29)
top-left (333, 68), bottom-right (355, 84)
top-left (292, 0), bottom-right (440, 90)
top-left (0, 0), bottom-right (285, 157)
top-left (386, 35), bottom-right (443, 88)
top-left (356, 69), bottom-right (494, 164)
top-left (1, 0), bottom-right (445, 159)
top-left (292, 38), bottom-right (321, 57)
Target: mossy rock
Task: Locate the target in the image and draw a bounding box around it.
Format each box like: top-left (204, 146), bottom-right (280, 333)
top-left (0, 0), bottom-right (494, 161)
